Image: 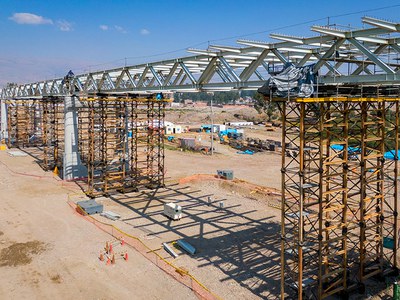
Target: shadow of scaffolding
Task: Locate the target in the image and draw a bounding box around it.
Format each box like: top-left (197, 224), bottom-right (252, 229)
top-left (105, 182), bottom-right (281, 299)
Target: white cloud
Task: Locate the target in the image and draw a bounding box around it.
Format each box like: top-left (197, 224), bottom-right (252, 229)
top-left (9, 13), bottom-right (53, 25)
top-left (57, 20), bottom-right (73, 32)
top-left (114, 25), bottom-right (127, 33)
top-left (140, 28), bottom-right (150, 35)
top-left (99, 25), bottom-right (108, 31)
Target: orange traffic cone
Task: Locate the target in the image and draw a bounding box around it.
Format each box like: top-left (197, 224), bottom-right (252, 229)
top-left (106, 256), bottom-right (111, 265)
top-left (109, 243), bottom-right (113, 253)
top-left (99, 251), bottom-right (104, 261)
top-left (124, 251), bottom-right (128, 261)
top-left (105, 241), bottom-right (109, 254)
top-left (121, 237), bottom-right (125, 246)
top-left (111, 254), bottom-right (115, 265)
top-left (53, 166), bottom-right (59, 176)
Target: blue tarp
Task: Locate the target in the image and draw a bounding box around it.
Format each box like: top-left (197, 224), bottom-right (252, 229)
top-left (237, 150), bottom-right (254, 155)
top-left (331, 147), bottom-right (398, 160)
top-left (219, 129), bottom-right (237, 136)
top-left (384, 150), bottom-right (400, 160)
top-left (330, 145), bottom-right (361, 154)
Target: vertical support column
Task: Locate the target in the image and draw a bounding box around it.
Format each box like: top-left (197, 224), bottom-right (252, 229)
top-left (280, 101), bottom-right (321, 299)
top-left (359, 101), bottom-right (385, 281)
top-left (7, 101), bottom-right (15, 148)
top-left (298, 102), bottom-right (305, 299)
top-left (86, 99), bottom-right (97, 197)
top-left (147, 100), bottom-right (155, 186)
top-left (158, 100), bottom-right (165, 187)
top-left (319, 101), bottom-right (349, 298)
top-left (41, 100), bottom-right (49, 170)
top-left (126, 99), bottom-right (139, 192)
top-left (280, 101), bottom-right (303, 299)
top-left (77, 103), bottom-right (90, 164)
top-left (63, 95), bottom-right (87, 180)
top-left (382, 101), bottom-right (399, 275)
top-left (280, 101), bottom-right (287, 300)
top-left (345, 102), bottom-right (363, 288)
top-left (1, 99), bottom-right (7, 141)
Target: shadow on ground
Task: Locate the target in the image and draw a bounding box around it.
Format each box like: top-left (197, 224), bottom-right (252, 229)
top-left (107, 182), bottom-right (281, 299)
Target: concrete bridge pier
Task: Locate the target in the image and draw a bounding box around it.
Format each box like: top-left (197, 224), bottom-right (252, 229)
top-left (0, 100), bottom-right (7, 141)
top-left (63, 95), bottom-right (87, 180)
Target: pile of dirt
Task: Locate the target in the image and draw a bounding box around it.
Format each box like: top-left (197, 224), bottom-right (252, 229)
top-left (0, 240), bottom-right (47, 267)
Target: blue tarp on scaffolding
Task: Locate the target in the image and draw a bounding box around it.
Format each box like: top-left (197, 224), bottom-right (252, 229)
top-left (384, 150), bottom-right (400, 160)
top-left (330, 144), bottom-right (361, 154)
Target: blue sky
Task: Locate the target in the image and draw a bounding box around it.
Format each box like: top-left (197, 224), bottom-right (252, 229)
top-left (1, 0), bottom-right (400, 86)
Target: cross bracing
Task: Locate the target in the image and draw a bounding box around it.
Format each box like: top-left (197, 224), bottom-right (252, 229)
top-left (3, 16), bottom-right (400, 99)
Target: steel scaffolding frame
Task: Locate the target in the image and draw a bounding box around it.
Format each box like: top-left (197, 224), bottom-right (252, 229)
top-left (78, 104), bottom-right (90, 164)
top-left (6, 100), bottom-right (41, 148)
top-left (41, 97), bottom-right (64, 172)
top-left (79, 96), bottom-right (166, 198)
top-left (279, 95), bottom-right (399, 299)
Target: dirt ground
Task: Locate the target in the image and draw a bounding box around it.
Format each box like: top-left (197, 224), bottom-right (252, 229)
top-left (0, 124), bottom-right (285, 299)
top-left (0, 106), bottom-right (395, 299)
top-left (0, 151), bottom-right (198, 300)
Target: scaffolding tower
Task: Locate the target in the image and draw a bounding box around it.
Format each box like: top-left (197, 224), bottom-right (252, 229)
top-left (41, 97), bottom-right (64, 172)
top-left (79, 96), bottom-right (166, 198)
top-left (6, 100), bottom-right (42, 148)
top-left (278, 91), bottom-right (399, 299)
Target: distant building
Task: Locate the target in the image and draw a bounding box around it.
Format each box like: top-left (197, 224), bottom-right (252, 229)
top-left (165, 121), bottom-right (182, 135)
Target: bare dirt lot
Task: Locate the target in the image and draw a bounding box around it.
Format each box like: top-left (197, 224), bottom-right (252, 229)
top-left (0, 151), bottom-right (198, 300)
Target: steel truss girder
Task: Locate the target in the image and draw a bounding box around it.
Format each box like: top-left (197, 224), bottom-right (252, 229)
top-left (3, 16), bottom-right (400, 98)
